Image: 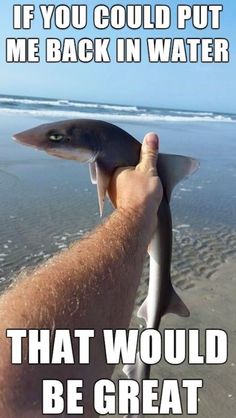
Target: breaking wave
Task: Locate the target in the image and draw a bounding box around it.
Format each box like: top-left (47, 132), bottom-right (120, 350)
top-left (0, 94), bottom-right (235, 124)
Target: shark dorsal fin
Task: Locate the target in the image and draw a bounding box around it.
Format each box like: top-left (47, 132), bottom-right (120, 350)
top-left (158, 154), bottom-right (199, 202)
top-left (164, 287), bottom-right (190, 317)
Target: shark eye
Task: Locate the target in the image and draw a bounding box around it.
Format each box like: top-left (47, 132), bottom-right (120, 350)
top-left (49, 133), bottom-right (64, 142)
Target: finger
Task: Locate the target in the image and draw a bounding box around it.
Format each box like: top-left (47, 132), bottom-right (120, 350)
top-left (136, 132), bottom-right (159, 176)
top-left (108, 166), bottom-right (134, 207)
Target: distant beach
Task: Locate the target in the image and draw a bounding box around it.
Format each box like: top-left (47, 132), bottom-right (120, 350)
top-left (0, 95), bottom-right (235, 417)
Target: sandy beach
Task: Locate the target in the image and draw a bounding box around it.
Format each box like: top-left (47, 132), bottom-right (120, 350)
top-left (111, 252), bottom-right (236, 418)
top-left (0, 107), bottom-right (235, 416)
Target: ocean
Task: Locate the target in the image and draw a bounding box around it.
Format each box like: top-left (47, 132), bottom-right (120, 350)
top-left (1, 94), bottom-right (236, 123)
top-left (0, 94), bottom-right (236, 293)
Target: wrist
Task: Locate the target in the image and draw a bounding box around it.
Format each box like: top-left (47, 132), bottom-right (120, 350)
top-left (116, 204), bottom-right (157, 243)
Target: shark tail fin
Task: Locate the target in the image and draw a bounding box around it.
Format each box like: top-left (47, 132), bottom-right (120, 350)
top-left (123, 356), bottom-right (146, 418)
top-left (123, 353), bottom-right (150, 381)
top-left (123, 363), bottom-right (138, 380)
top-left (158, 154), bottom-right (199, 201)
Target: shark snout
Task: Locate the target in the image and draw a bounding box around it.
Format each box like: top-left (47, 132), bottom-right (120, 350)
top-left (12, 130), bottom-right (43, 149)
top-left (13, 133), bottom-right (33, 147)
top-left (12, 132), bottom-right (22, 142)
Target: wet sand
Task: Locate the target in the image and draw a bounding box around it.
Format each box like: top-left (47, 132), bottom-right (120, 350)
top-left (0, 112), bottom-right (236, 416)
top-left (112, 247), bottom-right (236, 418)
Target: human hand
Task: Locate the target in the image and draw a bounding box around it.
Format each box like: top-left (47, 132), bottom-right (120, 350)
top-left (108, 132), bottom-right (163, 234)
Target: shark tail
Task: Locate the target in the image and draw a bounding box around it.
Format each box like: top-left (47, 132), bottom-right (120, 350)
top-left (155, 153), bottom-right (198, 319)
top-left (123, 354), bottom-right (149, 418)
top-left (136, 153), bottom-right (198, 343)
top-left (123, 354), bottom-right (150, 381)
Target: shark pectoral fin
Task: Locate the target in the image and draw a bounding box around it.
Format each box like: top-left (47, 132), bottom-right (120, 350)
top-left (95, 163), bottom-right (111, 217)
top-left (137, 298), bottom-right (148, 323)
top-left (165, 287), bottom-right (190, 317)
top-left (89, 162), bottom-right (97, 184)
top-left (158, 154), bottom-right (199, 201)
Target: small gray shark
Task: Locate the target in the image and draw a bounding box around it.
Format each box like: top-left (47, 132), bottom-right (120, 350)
top-left (13, 119), bottom-right (199, 407)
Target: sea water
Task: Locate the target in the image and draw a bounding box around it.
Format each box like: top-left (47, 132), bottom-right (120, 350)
top-left (0, 94), bottom-right (236, 292)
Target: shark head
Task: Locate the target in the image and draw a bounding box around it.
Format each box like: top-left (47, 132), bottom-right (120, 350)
top-left (12, 118), bottom-right (142, 217)
top-left (13, 119), bottom-right (99, 163)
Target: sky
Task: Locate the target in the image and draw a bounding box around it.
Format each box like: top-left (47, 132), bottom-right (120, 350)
top-left (0, 0), bottom-right (235, 113)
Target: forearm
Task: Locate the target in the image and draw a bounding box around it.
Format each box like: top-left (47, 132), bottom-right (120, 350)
top-left (0, 208), bottom-right (151, 330)
top-left (0, 207), bottom-right (152, 416)
top-left (0, 131), bottom-right (162, 417)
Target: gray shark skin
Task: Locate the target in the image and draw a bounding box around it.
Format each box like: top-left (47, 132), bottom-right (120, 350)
top-left (13, 119), bottom-right (199, 417)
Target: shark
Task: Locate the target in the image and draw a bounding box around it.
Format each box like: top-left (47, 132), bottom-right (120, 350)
top-left (13, 119), bottom-right (199, 410)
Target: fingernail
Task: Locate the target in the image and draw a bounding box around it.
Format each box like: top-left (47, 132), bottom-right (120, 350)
top-left (144, 133), bottom-right (159, 151)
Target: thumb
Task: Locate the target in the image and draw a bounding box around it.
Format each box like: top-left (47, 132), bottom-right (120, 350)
top-left (136, 132), bottom-right (159, 176)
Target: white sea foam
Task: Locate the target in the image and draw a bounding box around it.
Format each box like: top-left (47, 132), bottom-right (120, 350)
top-left (173, 110), bottom-right (214, 117)
top-left (177, 224), bottom-right (190, 229)
top-left (0, 95), bottom-right (235, 123)
top-left (0, 97), bottom-right (61, 107)
top-left (0, 106), bottom-right (234, 124)
top-left (0, 97), bottom-right (101, 109)
top-left (0, 97), bottom-right (138, 112)
top-left (100, 104), bottom-right (138, 112)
